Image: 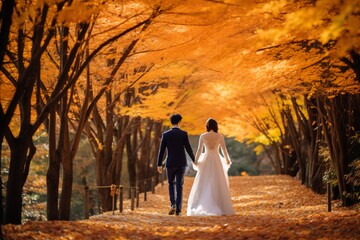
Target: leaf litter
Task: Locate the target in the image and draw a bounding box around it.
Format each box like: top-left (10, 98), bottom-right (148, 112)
top-left (3, 175), bottom-right (360, 239)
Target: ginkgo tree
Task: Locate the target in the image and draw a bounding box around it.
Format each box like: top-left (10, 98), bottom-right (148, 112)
top-left (245, 0), bottom-right (360, 205)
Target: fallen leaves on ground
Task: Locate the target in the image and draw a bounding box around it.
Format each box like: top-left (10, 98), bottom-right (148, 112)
top-left (3, 175), bottom-right (360, 239)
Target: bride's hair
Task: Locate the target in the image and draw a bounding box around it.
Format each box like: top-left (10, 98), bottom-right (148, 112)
top-left (206, 118), bottom-right (218, 133)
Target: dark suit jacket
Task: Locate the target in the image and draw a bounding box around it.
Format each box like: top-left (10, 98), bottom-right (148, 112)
top-left (157, 127), bottom-right (195, 168)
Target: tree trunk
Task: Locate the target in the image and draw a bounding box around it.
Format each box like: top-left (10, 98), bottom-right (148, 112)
top-left (58, 121), bottom-right (72, 220)
top-left (0, 134), bottom-right (4, 227)
top-left (86, 89), bottom-right (114, 211)
top-left (46, 108), bottom-right (60, 220)
top-left (330, 96), bottom-right (350, 206)
top-left (138, 118), bottom-right (154, 191)
top-left (273, 142), bottom-right (284, 174)
top-left (126, 117), bottom-right (139, 189)
top-left (304, 97), bottom-right (325, 193)
top-left (319, 95), bottom-right (350, 206)
top-left (114, 116), bottom-right (126, 185)
top-left (283, 107), bottom-right (305, 181)
top-left (5, 138), bottom-right (28, 224)
top-left (100, 90), bottom-right (115, 211)
top-left (152, 121), bottom-right (163, 184)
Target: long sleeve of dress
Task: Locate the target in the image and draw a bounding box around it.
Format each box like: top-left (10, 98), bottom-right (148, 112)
top-left (220, 135), bottom-right (231, 165)
top-left (194, 135), bottom-right (205, 164)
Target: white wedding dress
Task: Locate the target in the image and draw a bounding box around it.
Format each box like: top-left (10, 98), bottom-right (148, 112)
top-left (187, 131), bottom-right (235, 216)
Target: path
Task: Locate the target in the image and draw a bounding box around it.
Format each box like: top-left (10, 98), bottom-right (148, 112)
top-left (3, 175), bottom-right (360, 239)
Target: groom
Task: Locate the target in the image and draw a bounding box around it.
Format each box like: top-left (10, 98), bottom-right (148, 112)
top-left (157, 114), bottom-right (195, 216)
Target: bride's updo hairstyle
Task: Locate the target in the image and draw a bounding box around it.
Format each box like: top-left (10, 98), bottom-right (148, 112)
top-left (206, 118), bottom-right (218, 133)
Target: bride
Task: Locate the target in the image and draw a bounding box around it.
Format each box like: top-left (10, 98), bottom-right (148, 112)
top-left (187, 118), bottom-right (235, 216)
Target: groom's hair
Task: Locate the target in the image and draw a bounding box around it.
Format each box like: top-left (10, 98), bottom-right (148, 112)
top-left (170, 114), bottom-right (182, 124)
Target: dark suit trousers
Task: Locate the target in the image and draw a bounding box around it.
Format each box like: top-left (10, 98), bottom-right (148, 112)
top-left (167, 166), bottom-right (186, 213)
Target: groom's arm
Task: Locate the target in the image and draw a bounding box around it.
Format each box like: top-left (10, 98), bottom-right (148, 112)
top-left (184, 132), bottom-right (195, 162)
top-left (157, 134), bottom-right (167, 167)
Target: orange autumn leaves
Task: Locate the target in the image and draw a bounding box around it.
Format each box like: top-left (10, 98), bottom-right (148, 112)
top-left (2, 0), bottom-right (359, 142)
top-left (3, 175), bottom-right (360, 239)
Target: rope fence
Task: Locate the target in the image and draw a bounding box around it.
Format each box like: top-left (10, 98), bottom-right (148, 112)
top-left (75, 169), bottom-right (167, 219)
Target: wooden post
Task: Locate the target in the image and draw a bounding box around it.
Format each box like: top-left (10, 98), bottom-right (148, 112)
top-left (112, 194), bottom-right (115, 215)
top-left (136, 187), bottom-right (140, 208)
top-left (151, 177), bottom-right (155, 194)
top-left (110, 184), bottom-right (117, 215)
top-left (327, 182), bottom-right (332, 212)
top-left (109, 184), bottom-right (116, 215)
top-left (84, 185), bottom-right (89, 219)
top-left (130, 187), bottom-right (135, 211)
top-left (112, 196), bottom-right (115, 215)
top-left (83, 177), bottom-right (89, 220)
top-left (144, 180), bottom-right (147, 201)
top-left (119, 186), bottom-right (123, 213)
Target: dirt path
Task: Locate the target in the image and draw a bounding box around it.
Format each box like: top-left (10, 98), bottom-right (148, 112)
top-left (3, 175), bottom-right (360, 239)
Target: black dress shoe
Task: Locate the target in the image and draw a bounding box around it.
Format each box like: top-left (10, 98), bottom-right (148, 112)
top-left (175, 212), bottom-right (181, 216)
top-left (168, 205), bottom-right (176, 215)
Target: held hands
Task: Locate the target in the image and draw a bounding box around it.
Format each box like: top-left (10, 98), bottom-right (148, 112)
top-left (157, 166), bottom-right (163, 174)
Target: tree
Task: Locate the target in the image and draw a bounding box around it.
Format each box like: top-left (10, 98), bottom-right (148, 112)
top-left (1, 0), bottom-right (68, 224)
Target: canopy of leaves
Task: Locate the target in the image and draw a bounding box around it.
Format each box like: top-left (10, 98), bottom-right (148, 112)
top-left (1, 0), bottom-right (359, 144)
top-left (96, 0), bottom-right (360, 142)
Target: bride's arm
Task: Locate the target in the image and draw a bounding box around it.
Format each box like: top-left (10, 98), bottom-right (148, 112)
top-left (194, 135), bottom-right (205, 164)
top-left (220, 134), bottom-right (231, 165)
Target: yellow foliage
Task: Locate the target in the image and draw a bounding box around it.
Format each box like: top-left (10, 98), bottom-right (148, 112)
top-left (2, 0), bottom-right (360, 152)
top-left (320, 0), bottom-right (359, 44)
top-left (253, 144), bottom-right (264, 155)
